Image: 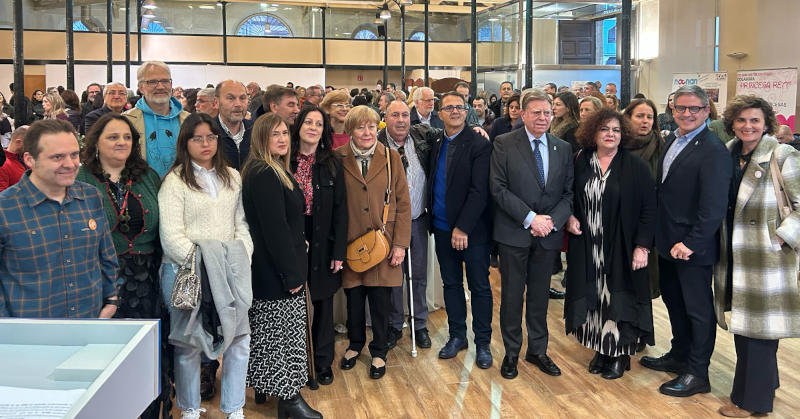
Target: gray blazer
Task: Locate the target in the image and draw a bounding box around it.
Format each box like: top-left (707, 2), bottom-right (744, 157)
top-left (490, 128), bottom-right (574, 249)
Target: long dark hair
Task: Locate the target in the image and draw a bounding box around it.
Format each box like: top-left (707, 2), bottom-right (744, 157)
top-left (291, 105), bottom-right (338, 174)
top-left (81, 113), bottom-right (150, 182)
top-left (171, 112), bottom-right (233, 191)
top-left (554, 91), bottom-right (580, 122)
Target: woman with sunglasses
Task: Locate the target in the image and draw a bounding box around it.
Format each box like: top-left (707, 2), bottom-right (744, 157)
top-left (76, 113), bottom-right (170, 418)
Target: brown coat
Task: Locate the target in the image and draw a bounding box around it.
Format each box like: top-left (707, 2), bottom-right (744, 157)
top-left (337, 142), bottom-right (411, 288)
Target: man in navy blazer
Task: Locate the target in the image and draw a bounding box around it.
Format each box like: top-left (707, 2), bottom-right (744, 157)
top-left (490, 89), bottom-right (573, 379)
top-left (427, 91), bottom-right (494, 369)
top-left (410, 87), bottom-right (444, 129)
top-left (640, 85), bottom-right (732, 397)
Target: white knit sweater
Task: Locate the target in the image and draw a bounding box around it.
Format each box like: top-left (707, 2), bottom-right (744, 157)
top-left (158, 167), bottom-right (253, 266)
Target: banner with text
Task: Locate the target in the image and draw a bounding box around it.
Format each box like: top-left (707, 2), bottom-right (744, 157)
top-left (671, 72), bottom-right (729, 112)
top-left (736, 68), bottom-right (798, 132)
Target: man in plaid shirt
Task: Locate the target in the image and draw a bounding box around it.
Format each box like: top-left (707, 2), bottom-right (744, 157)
top-left (0, 119), bottom-right (120, 318)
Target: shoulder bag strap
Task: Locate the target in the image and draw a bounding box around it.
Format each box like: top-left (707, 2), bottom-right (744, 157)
top-left (770, 151), bottom-right (792, 222)
top-left (381, 147), bottom-right (392, 232)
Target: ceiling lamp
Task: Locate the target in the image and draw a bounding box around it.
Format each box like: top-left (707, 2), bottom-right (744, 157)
top-left (399, 0), bottom-right (413, 5)
top-left (142, 0), bottom-right (157, 10)
top-left (379, 3), bottom-right (391, 19)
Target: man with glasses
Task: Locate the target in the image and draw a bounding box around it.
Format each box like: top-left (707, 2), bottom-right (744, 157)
top-left (305, 86), bottom-right (324, 106)
top-left (124, 61), bottom-right (190, 178)
top-left (195, 88), bottom-right (219, 118)
top-left (491, 89), bottom-right (573, 380)
top-left (379, 100), bottom-right (440, 351)
top-left (428, 92), bottom-right (494, 369)
top-left (410, 87), bottom-right (444, 129)
top-left (640, 84), bottom-right (731, 397)
top-left (81, 83), bottom-right (104, 120)
top-left (84, 82), bottom-right (129, 133)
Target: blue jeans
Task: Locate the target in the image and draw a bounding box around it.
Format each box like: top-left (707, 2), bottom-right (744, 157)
top-left (161, 263), bottom-right (250, 414)
top-left (433, 229), bottom-right (492, 346)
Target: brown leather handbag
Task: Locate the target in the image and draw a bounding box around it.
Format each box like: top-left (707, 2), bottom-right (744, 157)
top-left (346, 149), bottom-right (393, 273)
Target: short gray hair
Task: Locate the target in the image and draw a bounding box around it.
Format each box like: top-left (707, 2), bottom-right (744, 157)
top-left (198, 88), bottom-right (216, 98)
top-left (673, 85), bottom-right (709, 107)
top-left (520, 88), bottom-right (551, 110)
top-left (103, 82), bottom-right (127, 96)
top-left (412, 86), bottom-right (434, 103)
top-left (136, 61), bottom-right (171, 83)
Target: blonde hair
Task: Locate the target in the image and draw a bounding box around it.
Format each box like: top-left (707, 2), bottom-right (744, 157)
top-left (344, 105), bottom-right (381, 136)
top-left (242, 113), bottom-right (294, 190)
top-left (319, 89), bottom-right (350, 114)
top-left (44, 92), bottom-right (67, 117)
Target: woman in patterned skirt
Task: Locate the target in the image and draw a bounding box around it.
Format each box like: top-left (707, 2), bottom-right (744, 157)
top-left (241, 113), bottom-right (322, 419)
top-left (564, 108), bottom-right (657, 379)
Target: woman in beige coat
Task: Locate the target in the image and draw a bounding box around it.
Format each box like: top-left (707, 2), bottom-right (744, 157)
top-left (714, 95), bottom-right (800, 418)
top-left (336, 105), bottom-right (411, 380)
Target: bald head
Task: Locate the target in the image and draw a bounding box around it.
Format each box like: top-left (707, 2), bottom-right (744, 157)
top-left (777, 124), bottom-right (794, 143)
top-left (385, 100), bottom-right (411, 142)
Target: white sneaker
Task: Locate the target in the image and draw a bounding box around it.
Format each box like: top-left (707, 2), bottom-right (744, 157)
top-left (227, 408), bottom-right (245, 419)
top-left (181, 408), bottom-right (206, 419)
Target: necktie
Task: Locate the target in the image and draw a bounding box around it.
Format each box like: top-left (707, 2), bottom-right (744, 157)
top-left (533, 139), bottom-right (545, 187)
top-left (361, 158), bottom-right (369, 179)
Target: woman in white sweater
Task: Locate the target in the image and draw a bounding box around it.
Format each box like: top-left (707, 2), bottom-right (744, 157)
top-left (159, 112), bottom-right (253, 419)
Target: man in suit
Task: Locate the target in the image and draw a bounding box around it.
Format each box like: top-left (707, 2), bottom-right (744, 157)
top-left (491, 89), bottom-right (573, 379)
top-left (640, 85), bottom-right (732, 397)
top-left (491, 81), bottom-right (514, 119)
top-left (410, 87), bottom-right (444, 129)
top-left (428, 92), bottom-right (494, 368)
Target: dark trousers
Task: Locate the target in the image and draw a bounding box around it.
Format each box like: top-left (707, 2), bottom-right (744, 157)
top-left (498, 241), bottom-right (557, 356)
top-left (311, 295), bottom-right (335, 370)
top-left (389, 215), bottom-right (429, 330)
top-left (345, 285), bottom-right (392, 360)
top-left (658, 257), bottom-right (716, 378)
top-left (731, 334), bottom-right (780, 413)
top-left (433, 229), bottom-right (492, 346)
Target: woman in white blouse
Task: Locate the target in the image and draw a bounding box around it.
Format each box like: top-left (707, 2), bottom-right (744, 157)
top-left (158, 112), bottom-right (253, 419)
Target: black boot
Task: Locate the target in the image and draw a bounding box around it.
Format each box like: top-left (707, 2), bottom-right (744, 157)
top-left (602, 355), bottom-right (631, 380)
top-left (588, 351), bottom-right (608, 374)
top-left (255, 391), bottom-right (267, 404)
top-left (277, 393), bottom-right (323, 419)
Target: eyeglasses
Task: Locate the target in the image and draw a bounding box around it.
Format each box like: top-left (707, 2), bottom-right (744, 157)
top-left (190, 135), bottom-right (219, 144)
top-left (419, 98), bottom-right (435, 103)
top-left (440, 105), bottom-right (466, 113)
top-left (106, 90), bottom-right (127, 97)
top-left (142, 78), bottom-right (173, 87)
top-left (332, 103), bottom-right (353, 110)
top-left (673, 105), bottom-right (706, 114)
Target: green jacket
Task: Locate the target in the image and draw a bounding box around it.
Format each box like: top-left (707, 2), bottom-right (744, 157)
top-left (76, 166), bottom-right (161, 255)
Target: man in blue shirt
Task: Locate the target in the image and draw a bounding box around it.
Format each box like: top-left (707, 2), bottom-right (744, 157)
top-left (428, 92), bottom-right (493, 368)
top-left (0, 119), bottom-right (120, 318)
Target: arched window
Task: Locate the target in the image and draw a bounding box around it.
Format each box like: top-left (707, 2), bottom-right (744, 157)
top-left (408, 31), bottom-right (430, 41)
top-left (236, 13), bottom-right (292, 37)
top-left (72, 18), bottom-right (104, 32)
top-left (478, 23), bottom-right (511, 42)
top-left (352, 24), bottom-right (378, 40)
top-left (141, 21), bottom-right (166, 33)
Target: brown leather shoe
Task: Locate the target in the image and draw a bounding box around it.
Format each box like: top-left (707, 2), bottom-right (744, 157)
top-left (718, 402), bottom-right (752, 418)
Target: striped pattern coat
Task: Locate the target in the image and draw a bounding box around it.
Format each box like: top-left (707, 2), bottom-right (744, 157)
top-left (714, 135), bottom-right (800, 339)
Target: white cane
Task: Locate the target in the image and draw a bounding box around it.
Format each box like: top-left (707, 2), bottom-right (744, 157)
top-left (406, 247), bottom-right (418, 358)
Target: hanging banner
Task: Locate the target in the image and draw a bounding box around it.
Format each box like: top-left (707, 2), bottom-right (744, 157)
top-left (736, 68), bottom-right (798, 132)
top-left (671, 72), bottom-right (729, 112)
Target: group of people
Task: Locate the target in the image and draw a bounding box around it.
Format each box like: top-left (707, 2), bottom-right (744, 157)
top-left (0, 61), bottom-right (798, 419)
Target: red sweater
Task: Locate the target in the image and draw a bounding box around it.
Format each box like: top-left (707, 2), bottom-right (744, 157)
top-left (0, 150), bottom-right (28, 191)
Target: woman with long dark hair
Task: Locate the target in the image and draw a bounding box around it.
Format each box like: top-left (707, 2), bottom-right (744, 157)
top-left (290, 105), bottom-right (347, 388)
top-left (550, 91), bottom-right (580, 151)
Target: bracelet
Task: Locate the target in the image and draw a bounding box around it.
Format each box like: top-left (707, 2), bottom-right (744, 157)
top-left (103, 297), bottom-right (120, 307)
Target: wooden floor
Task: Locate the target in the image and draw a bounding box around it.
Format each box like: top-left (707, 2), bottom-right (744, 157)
top-left (176, 267), bottom-right (800, 418)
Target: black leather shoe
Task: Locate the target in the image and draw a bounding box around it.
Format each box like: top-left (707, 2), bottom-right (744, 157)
top-left (387, 327), bottom-right (402, 350)
top-left (588, 351), bottom-right (608, 374)
top-left (438, 337), bottom-right (468, 359)
top-left (255, 391), bottom-right (267, 404)
top-left (475, 345), bottom-right (493, 369)
top-left (340, 352), bottom-right (359, 370)
top-left (548, 288), bottom-right (565, 299)
top-left (200, 361), bottom-right (218, 401)
top-left (500, 355), bottom-right (518, 379)
top-left (370, 361), bottom-right (386, 379)
top-left (306, 376), bottom-right (319, 390)
top-left (490, 253), bottom-right (499, 268)
top-left (415, 328), bottom-right (432, 348)
top-left (317, 367), bottom-right (334, 385)
top-left (602, 355), bottom-right (630, 380)
top-left (277, 393), bottom-right (323, 419)
top-left (525, 353), bottom-right (562, 376)
top-left (659, 373), bottom-right (711, 397)
top-left (640, 352), bottom-right (686, 374)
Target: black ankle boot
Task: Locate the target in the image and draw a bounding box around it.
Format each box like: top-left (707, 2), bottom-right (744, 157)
top-left (588, 351), bottom-right (608, 374)
top-left (277, 394), bottom-right (323, 419)
top-left (602, 355), bottom-right (631, 380)
top-left (255, 391), bottom-right (267, 404)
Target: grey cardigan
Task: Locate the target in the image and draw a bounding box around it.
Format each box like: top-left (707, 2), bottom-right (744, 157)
top-left (168, 239), bottom-right (253, 358)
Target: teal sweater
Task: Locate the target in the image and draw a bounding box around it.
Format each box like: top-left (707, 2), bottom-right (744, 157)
top-left (76, 166), bottom-right (161, 254)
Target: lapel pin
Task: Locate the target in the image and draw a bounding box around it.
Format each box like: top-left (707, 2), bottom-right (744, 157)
top-left (755, 171), bottom-right (762, 179)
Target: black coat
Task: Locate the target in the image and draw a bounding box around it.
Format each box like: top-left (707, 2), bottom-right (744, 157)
top-left (410, 106), bottom-right (444, 130)
top-left (291, 156), bottom-right (348, 301)
top-left (564, 149), bottom-right (657, 346)
top-left (655, 127), bottom-right (732, 266)
top-left (220, 118), bottom-right (253, 171)
top-left (489, 116), bottom-right (514, 143)
top-left (426, 125), bottom-right (493, 245)
top-left (243, 164), bottom-right (308, 301)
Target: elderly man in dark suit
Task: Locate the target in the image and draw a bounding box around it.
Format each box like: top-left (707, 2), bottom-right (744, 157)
top-left (428, 91), bottom-right (494, 369)
top-left (491, 89), bottom-right (573, 379)
top-left (640, 84), bottom-right (732, 397)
